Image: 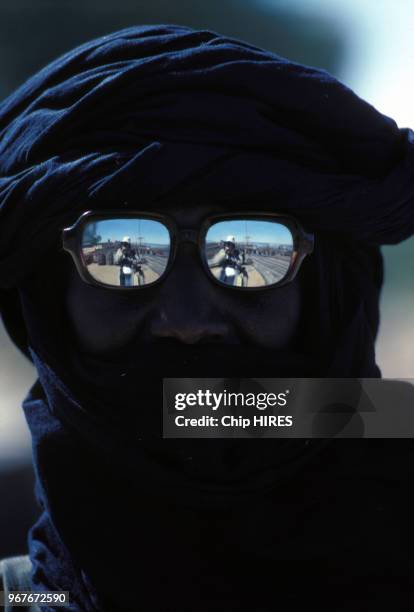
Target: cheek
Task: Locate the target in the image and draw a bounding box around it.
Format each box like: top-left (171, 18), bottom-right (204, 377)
top-left (64, 266), bottom-right (149, 355)
top-left (229, 279), bottom-right (302, 349)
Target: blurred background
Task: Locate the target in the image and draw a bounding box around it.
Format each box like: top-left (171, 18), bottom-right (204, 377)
top-left (0, 0), bottom-right (413, 558)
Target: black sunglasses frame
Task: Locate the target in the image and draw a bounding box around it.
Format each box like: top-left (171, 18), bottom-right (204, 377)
top-left (62, 210), bottom-right (314, 292)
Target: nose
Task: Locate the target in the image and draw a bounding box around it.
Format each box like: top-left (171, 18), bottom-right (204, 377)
top-left (149, 244), bottom-right (231, 344)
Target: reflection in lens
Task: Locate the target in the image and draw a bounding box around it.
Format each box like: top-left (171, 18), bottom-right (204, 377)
top-left (82, 218), bottom-right (170, 287)
top-left (205, 220), bottom-right (293, 288)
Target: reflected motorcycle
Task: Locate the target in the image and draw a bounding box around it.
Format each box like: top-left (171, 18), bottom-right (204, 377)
top-left (219, 255), bottom-right (248, 287)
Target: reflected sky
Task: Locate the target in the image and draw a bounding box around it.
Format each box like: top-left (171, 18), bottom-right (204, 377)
top-left (206, 220), bottom-right (292, 245)
top-left (84, 218), bottom-right (293, 247)
top-left (83, 218), bottom-right (170, 245)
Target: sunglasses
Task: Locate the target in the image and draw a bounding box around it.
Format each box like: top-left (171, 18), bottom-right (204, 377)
top-left (62, 211), bottom-right (314, 291)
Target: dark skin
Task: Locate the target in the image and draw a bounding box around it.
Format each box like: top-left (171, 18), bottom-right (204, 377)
top-left (64, 205), bottom-right (302, 355)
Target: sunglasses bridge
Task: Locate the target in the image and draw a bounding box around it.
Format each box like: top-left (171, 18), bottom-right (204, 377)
top-left (179, 229), bottom-right (199, 244)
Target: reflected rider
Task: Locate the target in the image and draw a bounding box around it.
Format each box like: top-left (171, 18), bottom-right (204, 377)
top-left (209, 235), bottom-right (244, 285)
top-left (114, 236), bottom-right (142, 287)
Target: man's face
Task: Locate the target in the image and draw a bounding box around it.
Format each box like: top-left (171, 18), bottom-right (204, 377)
top-left (64, 204), bottom-right (302, 357)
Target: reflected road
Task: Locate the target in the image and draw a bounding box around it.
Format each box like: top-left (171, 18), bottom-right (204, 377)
top-left (142, 254), bottom-right (169, 276)
top-left (248, 254), bottom-right (291, 284)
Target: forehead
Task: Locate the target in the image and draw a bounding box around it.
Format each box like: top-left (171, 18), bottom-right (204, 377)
top-left (155, 203), bottom-right (225, 226)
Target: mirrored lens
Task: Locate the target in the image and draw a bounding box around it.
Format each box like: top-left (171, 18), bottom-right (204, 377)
top-left (81, 218), bottom-right (170, 287)
top-left (205, 220), bottom-right (294, 288)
